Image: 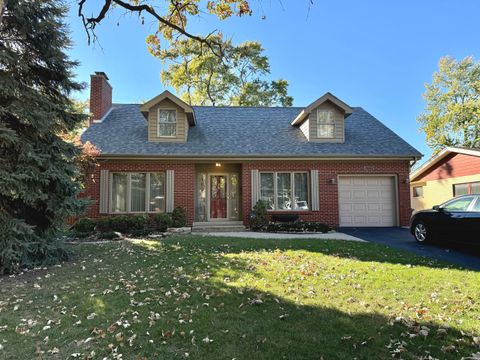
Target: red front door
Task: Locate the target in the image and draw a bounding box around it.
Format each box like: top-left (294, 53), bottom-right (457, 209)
top-left (210, 175), bottom-right (227, 219)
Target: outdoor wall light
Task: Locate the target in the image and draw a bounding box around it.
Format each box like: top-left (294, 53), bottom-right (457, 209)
top-left (215, 163), bottom-right (221, 167)
top-left (329, 178), bottom-right (337, 185)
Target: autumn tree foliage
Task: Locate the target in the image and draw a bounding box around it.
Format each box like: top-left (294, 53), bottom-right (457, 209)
top-left (418, 56), bottom-right (480, 153)
top-left (79, 1), bottom-right (293, 106)
top-left (151, 36), bottom-right (293, 106)
top-left (78, 0), bottom-right (254, 54)
top-left (0, 1), bottom-right (88, 273)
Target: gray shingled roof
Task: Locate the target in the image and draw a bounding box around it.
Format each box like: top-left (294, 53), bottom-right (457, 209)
top-left (81, 104), bottom-right (421, 158)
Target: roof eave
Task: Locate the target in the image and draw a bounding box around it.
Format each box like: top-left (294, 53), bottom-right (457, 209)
top-left (410, 146), bottom-right (480, 181)
top-left (96, 153), bottom-right (421, 160)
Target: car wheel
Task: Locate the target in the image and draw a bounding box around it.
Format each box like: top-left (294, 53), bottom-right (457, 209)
top-left (413, 221), bottom-right (431, 243)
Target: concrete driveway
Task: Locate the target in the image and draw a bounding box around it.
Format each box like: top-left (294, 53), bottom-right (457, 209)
top-left (340, 227), bottom-right (480, 271)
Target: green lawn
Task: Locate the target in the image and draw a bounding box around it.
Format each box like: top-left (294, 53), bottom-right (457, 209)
top-left (0, 236), bottom-right (479, 359)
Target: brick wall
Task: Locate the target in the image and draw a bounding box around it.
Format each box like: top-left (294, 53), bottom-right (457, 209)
top-left (241, 160), bottom-right (412, 227)
top-left (81, 160), bottom-right (196, 225)
top-left (82, 159), bottom-right (412, 228)
top-left (90, 73), bottom-right (112, 123)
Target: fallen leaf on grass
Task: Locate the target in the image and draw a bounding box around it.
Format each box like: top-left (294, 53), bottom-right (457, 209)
top-left (202, 336), bottom-right (213, 344)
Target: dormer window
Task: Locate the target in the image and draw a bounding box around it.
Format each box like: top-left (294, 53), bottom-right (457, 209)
top-left (158, 109), bottom-right (177, 137)
top-left (317, 109), bottom-right (335, 138)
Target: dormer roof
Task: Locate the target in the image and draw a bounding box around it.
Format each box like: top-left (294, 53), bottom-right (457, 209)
top-left (291, 92), bottom-right (353, 126)
top-left (140, 90), bottom-right (196, 126)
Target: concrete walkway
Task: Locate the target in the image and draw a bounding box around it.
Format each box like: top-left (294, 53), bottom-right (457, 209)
top-left (200, 231), bottom-right (365, 242)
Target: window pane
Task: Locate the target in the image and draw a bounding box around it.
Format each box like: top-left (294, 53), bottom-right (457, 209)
top-left (471, 182), bottom-right (480, 194)
top-left (112, 173), bottom-right (127, 212)
top-left (149, 173), bottom-right (165, 212)
top-left (260, 173), bottom-right (275, 210)
top-left (277, 173), bottom-right (292, 210)
top-left (318, 124), bottom-right (334, 138)
top-left (453, 183), bottom-right (469, 196)
top-left (159, 123), bottom-right (176, 136)
top-left (317, 110), bottom-right (335, 138)
top-left (294, 173), bottom-right (309, 210)
top-left (413, 186), bottom-right (423, 198)
top-left (472, 198), bottom-right (480, 212)
top-left (131, 173), bottom-right (146, 212)
top-left (159, 110), bottom-right (176, 123)
top-left (443, 196), bottom-right (474, 211)
top-left (229, 174), bottom-right (240, 219)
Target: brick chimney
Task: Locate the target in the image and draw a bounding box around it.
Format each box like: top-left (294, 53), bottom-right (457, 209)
top-left (89, 72), bottom-right (112, 124)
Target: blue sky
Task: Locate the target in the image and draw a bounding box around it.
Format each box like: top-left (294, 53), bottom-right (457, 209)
top-left (66, 0), bottom-right (480, 161)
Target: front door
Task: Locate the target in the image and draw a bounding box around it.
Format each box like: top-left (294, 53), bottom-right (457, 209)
top-left (209, 175), bottom-right (228, 220)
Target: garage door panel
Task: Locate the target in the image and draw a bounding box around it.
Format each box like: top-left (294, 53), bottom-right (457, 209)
top-left (353, 203), bottom-right (366, 211)
top-left (339, 176), bottom-right (396, 227)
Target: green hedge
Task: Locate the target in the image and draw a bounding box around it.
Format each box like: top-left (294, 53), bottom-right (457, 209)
top-left (266, 221), bottom-right (331, 233)
top-left (71, 208), bottom-right (187, 239)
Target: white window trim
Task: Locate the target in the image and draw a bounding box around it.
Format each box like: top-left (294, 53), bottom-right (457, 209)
top-left (109, 172), bottom-right (166, 214)
top-left (316, 109), bottom-right (335, 139)
top-left (157, 108), bottom-right (177, 138)
top-left (258, 171), bottom-right (310, 212)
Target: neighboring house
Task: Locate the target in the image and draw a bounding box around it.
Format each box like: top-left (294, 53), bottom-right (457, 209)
top-left (81, 72), bottom-right (421, 229)
top-left (410, 147), bottom-right (480, 211)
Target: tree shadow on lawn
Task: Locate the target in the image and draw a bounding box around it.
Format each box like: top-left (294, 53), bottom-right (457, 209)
top-left (1, 239), bottom-right (478, 360)
top-left (117, 239), bottom-right (478, 360)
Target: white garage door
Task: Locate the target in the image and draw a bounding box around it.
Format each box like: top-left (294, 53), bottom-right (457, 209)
top-left (338, 176), bottom-right (396, 227)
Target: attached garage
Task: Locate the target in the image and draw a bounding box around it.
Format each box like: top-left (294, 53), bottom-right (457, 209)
top-left (338, 176), bottom-right (397, 227)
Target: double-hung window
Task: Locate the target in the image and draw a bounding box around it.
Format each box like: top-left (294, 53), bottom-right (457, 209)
top-left (158, 109), bottom-right (176, 137)
top-left (259, 172), bottom-right (309, 210)
top-left (111, 172), bottom-right (166, 213)
top-left (317, 109), bottom-right (335, 138)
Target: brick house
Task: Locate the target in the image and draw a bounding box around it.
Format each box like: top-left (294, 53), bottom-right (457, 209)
top-left (81, 72), bottom-right (421, 230)
top-left (410, 147), bottom-right (480, 211)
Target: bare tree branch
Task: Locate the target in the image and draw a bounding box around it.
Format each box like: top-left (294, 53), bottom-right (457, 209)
top-left (78, 0), bottom-right (224, 57)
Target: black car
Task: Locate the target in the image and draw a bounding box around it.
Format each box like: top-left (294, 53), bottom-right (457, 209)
top-left (410, 195), bottom-right (480, 243)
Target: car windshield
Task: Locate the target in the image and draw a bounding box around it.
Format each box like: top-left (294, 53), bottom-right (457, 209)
top-left (441, 196), bottom-right (475, 211)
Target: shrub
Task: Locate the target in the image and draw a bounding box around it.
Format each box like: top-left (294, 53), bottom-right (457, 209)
top-left (250, 200), bottom-right (269, 231)
top-left (303, 222), bottom-right (331, 233)
top-left (148, 213), bottom-right (172, 232)
top-left (95, 215), bottom-right (148, 235)
top-left (171, 207), bottom-right (187, 228)
top-left (266, 221), bottom-right (331, 233)
top-left (95, 217), bottom-right (113, 233)
top-left (72, 218), bottom-right (96, 234)
top-left (74, 231), bottom-right (92, 239)
top-left (98, 231), bottom-right (121, 240)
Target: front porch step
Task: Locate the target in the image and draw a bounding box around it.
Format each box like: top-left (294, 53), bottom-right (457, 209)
top-left (192, 221), bottom-right (246, 233)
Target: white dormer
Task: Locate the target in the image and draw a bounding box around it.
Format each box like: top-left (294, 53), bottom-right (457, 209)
top-left (292, 92), bottom-right (353, 143)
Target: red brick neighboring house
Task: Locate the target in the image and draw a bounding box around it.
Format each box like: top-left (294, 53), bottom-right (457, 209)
top-left (81, 72), bottom-right (421, 229)
top-left (410, 147), bottom-right (480, 211)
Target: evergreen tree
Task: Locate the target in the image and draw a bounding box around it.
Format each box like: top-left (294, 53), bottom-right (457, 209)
top-left (0, 0), bottom-right (87, 273)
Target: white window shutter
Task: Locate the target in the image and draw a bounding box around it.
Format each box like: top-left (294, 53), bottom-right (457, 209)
top-left (166, 170), bottom-right (175, 212)
top-left (251, 169), bottom-right (259, 208)
top-left (99, 169), bottom-right (109, 214)
top-left (310, 170), bottom-right (319, 211)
